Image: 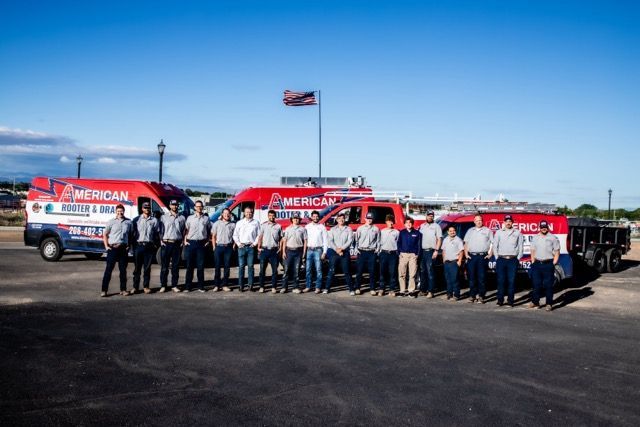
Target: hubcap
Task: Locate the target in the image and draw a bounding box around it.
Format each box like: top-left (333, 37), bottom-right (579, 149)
top-left (44, 242), bottom-right (56, 257)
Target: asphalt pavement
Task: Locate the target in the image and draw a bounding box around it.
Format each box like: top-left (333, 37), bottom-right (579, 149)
top-left (1, 244), bottom-right (639, 426)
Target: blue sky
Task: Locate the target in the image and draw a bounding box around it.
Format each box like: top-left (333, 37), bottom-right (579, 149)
top-left (1, 0), bottom-right (638, 208)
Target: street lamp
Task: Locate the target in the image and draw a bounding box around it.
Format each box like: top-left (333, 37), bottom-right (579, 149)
top-left (608, 188), bottom-right (612, 219)
top-left (157, 139), bottom-right (166, 182)
top-left (76, 154), bottom-right (83, 179)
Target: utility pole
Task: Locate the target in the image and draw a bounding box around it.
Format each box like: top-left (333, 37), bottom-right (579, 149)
top-left (608, 188), bottom-right (612, 219)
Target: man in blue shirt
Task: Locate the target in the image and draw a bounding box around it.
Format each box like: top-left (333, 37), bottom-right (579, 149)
top-left (397, 217), bottom-right (422, 297)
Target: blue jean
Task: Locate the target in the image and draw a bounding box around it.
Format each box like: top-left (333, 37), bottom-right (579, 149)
top-left (531, 261), bottom-right (555, 306)
top-left (305, 248), bottom-right (323, 290)
top-left (160, 242), bottom-right (182, 287)
top-left (133, 243), bottom-right (155, 290)
top-left (237, 246), bottom-right (255, 289)
top-left (443, 261), bottom-right (460, 298)
top-left (185, 240), bottom-right (206, 290)
top-left (282, 248), bottom-right (302, 290)
top-left (466, 254), bottom-right (488, 298)
top-left (214, 244), bottom-right (233, 287)
top-left (420, 249), bottom-right (437, 292)
top-left (379, 251), bottom-right (398, 292)
top-left (325, 249), bottom-right (352, 291)
top-left (259, 247), bottom-right (280, 289)
top-left (101, 245), bottom-right (128, 292)
top-left (496, 257), bottom-right (518, 304)
top-left (356, 250), bottom-right (376, 290)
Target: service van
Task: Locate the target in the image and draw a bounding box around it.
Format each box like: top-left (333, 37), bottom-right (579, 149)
top-left (437, 211), bottom-right (573, 282)
top-left (210, 177), bottom-right (374, 223)
top-left (24, 177), bottom-right (194, 261)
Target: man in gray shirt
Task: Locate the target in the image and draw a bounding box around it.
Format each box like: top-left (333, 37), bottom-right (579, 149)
top-left (493, 214), bottom-right (524, 307)
top-left (324, 213), bottom-right (354, 294)
top-left (131, 202), bottom-right (160, 295)
top-left (211, 208), bottom-right (235, 292)
top-left (159, 199), bottom-right (185, 293)
top-left (101, 204), bottom-right (133, 297)
top-left (529, 220), bottom-right (560, 311)
top-left (257, 209), bottom-right (283, 293)
top-left (442, 225), bottom-right (464, 301)
top-left (281, 213), bottom-right (307, 293)
top-left (378, 214), bottom-right (399, 297)
top-left (463, 214), bottom-right (493, 304)
top-left (419, 211), bottom-right (442, 297)
top-left (355, 213), bottom-right (380, 295)
top-left (183, 200), bottom-right (211, 292)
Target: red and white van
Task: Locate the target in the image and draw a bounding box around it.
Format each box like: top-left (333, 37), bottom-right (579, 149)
top-left (24, 177), bottom-right (194, 261)
top-left (437, 211), bottom-right (573, 281)
top-left (210, 184), bottom-right (373, 223)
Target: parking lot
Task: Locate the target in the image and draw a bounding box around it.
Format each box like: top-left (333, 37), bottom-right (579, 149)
top-left (1, 238), bottom-right (639, 426)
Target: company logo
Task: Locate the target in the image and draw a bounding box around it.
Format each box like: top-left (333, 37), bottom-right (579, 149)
top-left (487, 219), bottom-right (554, 233)
top-left (58, 184), bottom-right (130, 204)
top-left (267, 192), bottom-right (338, 209)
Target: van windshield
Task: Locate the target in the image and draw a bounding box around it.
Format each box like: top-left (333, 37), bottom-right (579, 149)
top-left (210, 199), bottom-right (235, 222)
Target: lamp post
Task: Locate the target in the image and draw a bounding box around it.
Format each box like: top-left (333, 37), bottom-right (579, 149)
top-left (608, 188), bottom-right (612, 219)
top-left (76, 154), bottom-right (83, 179)
top-left (157, 139), bottom-right (166, 182)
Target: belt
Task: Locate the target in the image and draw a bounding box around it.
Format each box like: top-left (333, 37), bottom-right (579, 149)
top-left (109, 243), bottom-right (126, 249)
top-left (498, 255), bottom-right (516, 259)
top-left (536, 259), bottom-right (553, 264)
top-left (444, 260), bottom-right (458, 263)
top-left (286, 246), bottom-right (303, 251)
top-left (262, 246), bottom-right (278, 250)
top-left (380, 249), bottom-right (397, 254)
top-left (216, 243), bottom-right (232, 247)
top-left (359, 248), bottom-right (374, 252)
top-left (137, 241), bottom-right (154, 245)
top-left (163, 239), bottom-right (177, 243)
top-left (188, 239), bottom-right (207, 243)
top-left (422, 248), bottom-right (435, 251)
top-left (307, 246), bottom-right (323, 250)
top-left (469, 252), bottom-right (488, 256)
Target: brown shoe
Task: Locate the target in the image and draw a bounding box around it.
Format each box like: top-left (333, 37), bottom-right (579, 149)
top-left (388, 291), bottom-right (396, 297)
top-left (100, 291), bottom-right (107, 298)
top-left (222, 286), bottom-right (232, 292)
top-left (143, 288), bottom-right (151, 294)
top-left (258, 287), bottom-right (265, 293)
top-left (476, 297), bottom-right (485, 304)
top-left (467, 297), bottom-right (475, 303)
top-left (545, 304), bottom-right (553, 312)
top-left (370, 290), bottom-right (377, 296)
top-left (158, 287), bottom-right (166, 293)
top-left (419, 291), bottom-right (428, 296)
top-left (120, 291), bottom-right (130, 296)
top-left (377, 290), bottom-right (385, 297)
top-left (527, 302), bottom-right (539, 309)
top-left (172, 287), bottom-right (181, 293)
top-left (302, 288), bottom-right (311, 293)
top-left (212, 286), bottom-right (220, 292)
top-left (355, 289), bottom-right (361, 295)
top-left (426, 292), bottom-right (434, 299)
top-left (271, 288), bottom-right (277, 294)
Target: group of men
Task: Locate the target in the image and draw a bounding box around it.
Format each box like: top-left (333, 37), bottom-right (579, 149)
top-left (101, 202), bottom-right (561, 311)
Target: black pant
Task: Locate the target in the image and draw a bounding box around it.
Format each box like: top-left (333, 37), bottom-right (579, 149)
top-left (133, 243), bottom-right (156, 290)
top-left (531, 261), bottom-right (555, 306)
top-left (282, 248), bottom-right (302, 290)
top-left (101, 246), bottom-right (128, 293)
top-left (259, 247), bottom-right (279, 288)
top-left (160, 242), bottom-right (182, 287)
top-left (325, 249), bottom-right (352, 291)
top-left (214, 245), bottom-right (233, 286)
top-left (185, 240), bottom-right (206, 290)
top-left (379, 251), bottom-right (398, 292)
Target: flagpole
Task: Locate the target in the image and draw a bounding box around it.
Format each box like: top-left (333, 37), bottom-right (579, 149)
top-left (317, 90), bottom-right (322, 180)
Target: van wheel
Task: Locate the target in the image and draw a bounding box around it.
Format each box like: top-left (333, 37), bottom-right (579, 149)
top-left (605, 248), bottom-right (622, 273)
top-left (40, 237), bottom-right (63, 262)
top-left (84, 253), bottom-right (103, 260)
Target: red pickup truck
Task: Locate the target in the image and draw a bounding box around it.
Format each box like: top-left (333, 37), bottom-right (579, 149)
top-left (277, 201), bottom-right (424, 231)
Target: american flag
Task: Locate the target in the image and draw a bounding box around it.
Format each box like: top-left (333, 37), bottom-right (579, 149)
top-left (283, 90), bottom-right (317, 106)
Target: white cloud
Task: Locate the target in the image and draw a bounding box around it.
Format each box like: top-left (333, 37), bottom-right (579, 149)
top-left (95, 157), bottom-right (117, 164)
top-left (59, 156), bottom-right (72, 163)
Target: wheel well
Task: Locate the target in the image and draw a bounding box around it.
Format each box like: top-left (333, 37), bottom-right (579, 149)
top-left (39, 231), bottom-right (62, 247)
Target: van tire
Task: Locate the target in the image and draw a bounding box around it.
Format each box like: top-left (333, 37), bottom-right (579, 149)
top-left (40, 237), bottom-right (63, 262)
top-left (605, 248), bottom-right (622, 273)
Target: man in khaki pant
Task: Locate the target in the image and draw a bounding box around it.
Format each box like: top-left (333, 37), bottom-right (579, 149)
top-left (397, 218), bottom-right (422, 297)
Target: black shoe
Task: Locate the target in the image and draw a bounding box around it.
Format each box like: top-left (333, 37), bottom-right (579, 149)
top-left (496, 301), bottom-right (503, 306)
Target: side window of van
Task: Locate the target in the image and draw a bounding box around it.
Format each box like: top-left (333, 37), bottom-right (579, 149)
top-left (151, 199), bottom-right (163, 219)
top-left (367, 206), bottom-right (394, 224)
top-left (231, 201), bottom-right (255, 221)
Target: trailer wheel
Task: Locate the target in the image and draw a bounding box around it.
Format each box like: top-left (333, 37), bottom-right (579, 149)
top-left (40, 237), bottom-right (63, 262)
top-left (605, 248), bottom-right (622, 273)
top-left (590, 249), bottom-right (607, 274)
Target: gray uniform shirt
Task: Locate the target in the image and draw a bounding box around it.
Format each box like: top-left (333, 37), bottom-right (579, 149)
top-left (134, 215), bottom-right (158, 243)
top-left (463, 226), bottom-right (493, 253)
top-left (328, 225), bottom-right (353, 251)
top-left (355, 224), bottom-right (380, 251)
top-left (493, 227), bottom-right (524, 259)
top-left (531, 232), bottom-right (560, 260)
top-left (442, 236), bottom-right (464, 261)
top-left (379, 228), bottom-right (400, 252)
top-left (160, 212), bottom-right (186, 241)
top-left (211, 219), bottom-right (235, 245)
top-left (105, 217), bottom-right (132, 246)
top-left (185, 214), bottom-right (211, 240)
top-left (419, 222), bottom-right (443, 249)
top-left (284, 225), bottom-right (307, 248)
top-left (260, 221), bottom-right (283, 249)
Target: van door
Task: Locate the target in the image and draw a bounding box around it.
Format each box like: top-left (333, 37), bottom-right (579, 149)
top-left (230, 201), bottom-right (255, 221)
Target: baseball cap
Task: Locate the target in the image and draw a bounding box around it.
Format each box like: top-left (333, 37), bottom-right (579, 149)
top-left (366, 212), bottom-right (374, 220)
top-left (291, 212), bottom-right (301, 219)
top-left (504, 214), bottom-right (513, 221)
top-left (142, 202), bottom-right (151, 208)
top-left (426, 210), bottom-right (435, 216)
top-left (540, 220), bottom-right (549, 228)
top-left (169, 199), bottom-right (178, 205)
